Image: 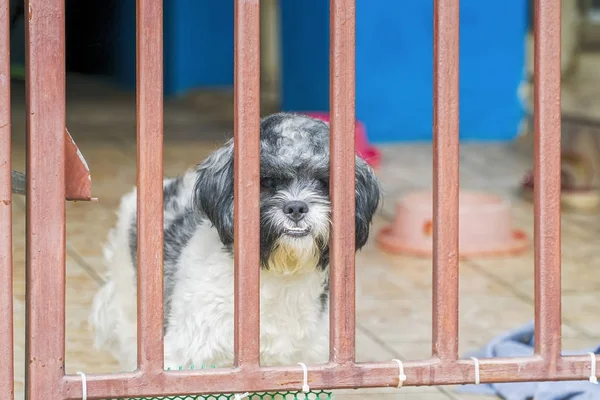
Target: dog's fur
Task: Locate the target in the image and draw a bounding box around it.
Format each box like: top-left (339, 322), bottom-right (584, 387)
top-left (89, 113), bottom-right (381, 370)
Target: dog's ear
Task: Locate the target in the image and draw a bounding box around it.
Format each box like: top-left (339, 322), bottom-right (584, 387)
top-left (193, 140), bottom-right (235, 245)
top-left (354, 156), bottom-right (381, 250)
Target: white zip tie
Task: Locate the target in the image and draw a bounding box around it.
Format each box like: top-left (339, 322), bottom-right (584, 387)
top-left (588, 352), bottom-right (598, 384)
top-left (76, 371), bottom-right (87, 400)
top-left (470, 357), bottom-right (480, 385)
top-left (392, 359), bottom-right (407, 388)
top-left (234, 392), bottom-right (250, 400)
top-left (298, 362), bottom-right (310, 393)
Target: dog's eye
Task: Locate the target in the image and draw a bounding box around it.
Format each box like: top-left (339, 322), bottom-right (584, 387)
top-left (260, 177), bottom-right (276, 190)
top-left (318, 179), bottom-right (329, 189)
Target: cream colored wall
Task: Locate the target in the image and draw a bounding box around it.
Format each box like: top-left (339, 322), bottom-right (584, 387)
top-left (526, 0), bottom-right (583, 79)
top-left (260, 0), bottom-right (280, 101)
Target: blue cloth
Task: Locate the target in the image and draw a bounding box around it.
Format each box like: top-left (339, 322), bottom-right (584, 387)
top-left (458, 321), bottom-right (600, 400)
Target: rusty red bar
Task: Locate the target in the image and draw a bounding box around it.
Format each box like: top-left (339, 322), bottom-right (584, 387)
top-left (24, 0), bottom-right (67, 398)
top-left (329, 0), bottom-right (357, 365)
top-left (60, 354), bottom-right (599, 399)
top-left (431, 0), bottom-right (460, 361)
top-left (533, 0), bottom-right (562, 367)
top-left (136, 0), bottom-right (164, 372)
top-left (0, 0), bottom-right (13, 399)
top-left (233, 0), bottom-right (261, 369)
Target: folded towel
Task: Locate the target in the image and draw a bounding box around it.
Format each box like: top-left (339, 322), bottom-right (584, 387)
top-left (458, 321), bottom-right (600, 400)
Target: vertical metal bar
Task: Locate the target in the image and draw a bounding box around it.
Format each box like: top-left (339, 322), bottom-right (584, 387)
top-left (233, 0), bottom-right (261, 368)
top-left (136, 0), bottom-right (164, 372)
top-left (24, 0), bottom-right (66, 398)
top-left (329, 0), bottom-right (357, 365)
top-left (0, 0), bottom-right (13, 398)
top-left (431, 0), bottom-right (460, 361)
top-left (533, 0), bottom-right (562, 365)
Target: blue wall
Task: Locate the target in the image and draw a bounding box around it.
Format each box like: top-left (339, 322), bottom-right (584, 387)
top-left (114, 0), bottom-right (234, 96)
top-left (280, 0), bottom-right (529, 143)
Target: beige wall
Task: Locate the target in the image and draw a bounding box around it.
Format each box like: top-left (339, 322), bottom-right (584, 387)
top-left (260, 0), bottom-right (280, 99)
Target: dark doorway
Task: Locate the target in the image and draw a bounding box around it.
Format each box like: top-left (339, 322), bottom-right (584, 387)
top-left (9, 0), bottom-right (119, 76)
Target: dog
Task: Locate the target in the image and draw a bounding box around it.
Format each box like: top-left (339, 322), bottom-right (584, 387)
top-left (89, 112), bottom-right (381, 371)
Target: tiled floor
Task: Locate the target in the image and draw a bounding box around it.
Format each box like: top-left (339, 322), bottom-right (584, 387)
top-left (8, 56), bottom-right (600, 399)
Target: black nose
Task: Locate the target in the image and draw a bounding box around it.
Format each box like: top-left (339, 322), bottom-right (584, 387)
top-left (283, 201), bottom-right (309, 222)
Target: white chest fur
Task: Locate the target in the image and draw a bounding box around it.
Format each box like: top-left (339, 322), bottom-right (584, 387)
top-left (163, 224), bottom-right (330, 369)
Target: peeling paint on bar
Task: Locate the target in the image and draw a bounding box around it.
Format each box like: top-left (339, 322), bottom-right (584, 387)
top-left (533, 0), bottom-right (563, 370)
top-left (329, 0), bottom-right (357, 365)
top-left (233, 0), bottom-right (261, 369)
top-left (135, 0), bottom-right (165, 373)
top-left (431, 0), bottom-right (460, 362)
top-left (0, 0), bottom-right (13, 398)
top-left (24, 0), bottom-right (66, 399)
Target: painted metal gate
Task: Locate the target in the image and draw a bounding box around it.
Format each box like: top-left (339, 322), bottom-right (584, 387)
top-left (0, 0), bottom-right (597, 399)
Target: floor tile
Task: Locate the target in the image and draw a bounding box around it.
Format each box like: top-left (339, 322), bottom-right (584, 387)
top-left (66, 201), bottom-right (118, 258)
top-left (448, 393), bottom-right (501, 400)
top-left (12, 254), bottom-right (119, 398)
top-left (355, 327), bottom-right (396, 363)
top-left (562, 293), bottom-right (600, 339)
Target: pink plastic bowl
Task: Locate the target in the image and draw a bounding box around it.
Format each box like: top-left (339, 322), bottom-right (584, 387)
top-left (303, 112), bottom-right (381, 169)
top-left (377, 190), bottom-right (529, 258)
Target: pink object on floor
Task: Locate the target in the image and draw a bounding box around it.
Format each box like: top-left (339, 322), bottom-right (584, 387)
top-left (303, 112), bottom-right (381, 169)
top-left (377, 190), bottom-right (530, 258)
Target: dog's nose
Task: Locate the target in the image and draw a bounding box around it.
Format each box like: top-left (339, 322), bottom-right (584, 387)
top-left (283, 200), bottom-right (309, 222)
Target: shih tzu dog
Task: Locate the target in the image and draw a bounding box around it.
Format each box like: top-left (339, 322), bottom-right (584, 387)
top-left (89, 112), bottom-right (381, 371)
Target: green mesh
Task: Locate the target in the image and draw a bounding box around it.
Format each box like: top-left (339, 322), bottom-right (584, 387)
top-left (113, 391), bottom-right (332, 400)
top-left (111, 366), bottom-right (333, 400)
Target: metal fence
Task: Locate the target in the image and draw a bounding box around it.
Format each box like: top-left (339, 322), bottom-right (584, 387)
top-left (1, 0), bottom-right (596, 399)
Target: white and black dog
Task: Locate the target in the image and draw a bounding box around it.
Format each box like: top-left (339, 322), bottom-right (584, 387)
top-left (89, 112), bottom-right (381, 371)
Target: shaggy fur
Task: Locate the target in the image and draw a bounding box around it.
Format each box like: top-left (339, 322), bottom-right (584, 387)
top-left (89, 112), bottom-right (381, 371)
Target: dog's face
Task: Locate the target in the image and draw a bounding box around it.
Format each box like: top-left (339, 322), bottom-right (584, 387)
top-left (194, 113), bottom-right (381, 275)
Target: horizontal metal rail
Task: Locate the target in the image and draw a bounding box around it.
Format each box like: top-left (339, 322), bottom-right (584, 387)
top-left (60, 355), bottom-right (599, 399)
